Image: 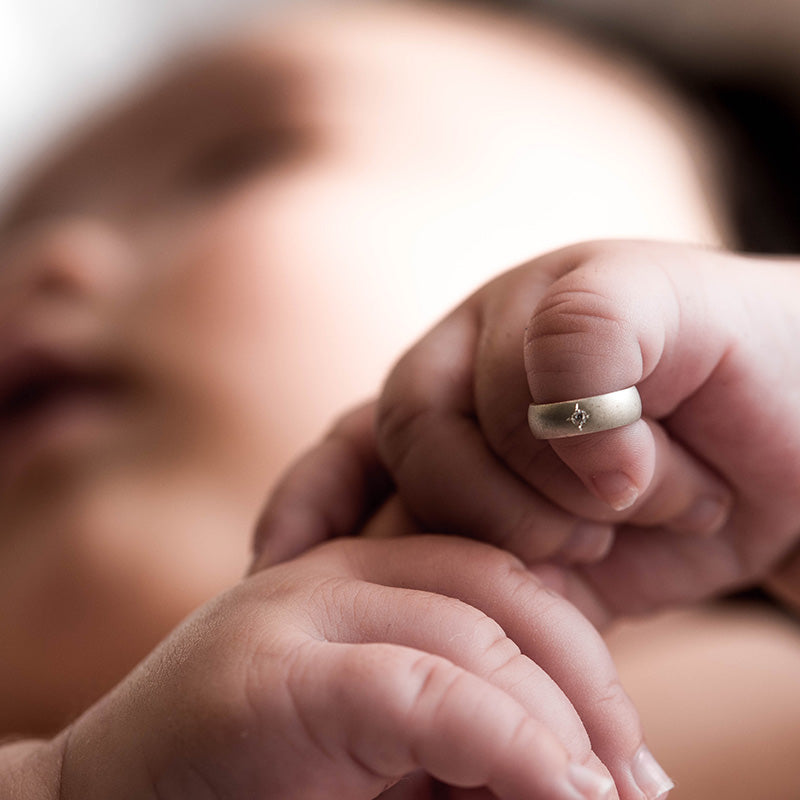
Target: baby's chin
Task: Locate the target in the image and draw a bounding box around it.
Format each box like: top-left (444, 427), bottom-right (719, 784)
top-left (0, 462), bottom-right (251, 737)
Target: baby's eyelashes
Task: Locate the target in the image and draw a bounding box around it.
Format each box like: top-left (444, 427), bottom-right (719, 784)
top-left (172, 124), bottom-right (317, 196)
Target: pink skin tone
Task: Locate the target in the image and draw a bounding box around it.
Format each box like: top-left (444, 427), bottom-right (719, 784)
top-left (258, 240), bottom-right (800, 625)
top-left (0, 3), bottom-right (713, 798)
top-left (0, 0), bottom-right (716, 744)
top-left (255, 239), bottom-right (800, 798)
top-left (7, 535), bottom-right (652, 800)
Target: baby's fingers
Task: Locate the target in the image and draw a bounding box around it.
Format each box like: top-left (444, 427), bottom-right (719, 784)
top-left (251, 400), bottom-right (391, 569)
top-left (342, 536), bottom-right (670, 800)
top-left (293, 641), bottom-right (615, 800)
top-left (379, 311), bottom-right (605, 563)
top-left (524, 242), bottom-right (734, 524)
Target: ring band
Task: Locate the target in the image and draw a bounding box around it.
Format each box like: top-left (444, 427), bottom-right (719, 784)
top-left (528, 386), bottom-right (642, 439)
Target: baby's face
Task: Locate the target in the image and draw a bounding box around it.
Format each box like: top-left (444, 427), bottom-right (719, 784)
top-left (0, 2), bottom-right (719, 734)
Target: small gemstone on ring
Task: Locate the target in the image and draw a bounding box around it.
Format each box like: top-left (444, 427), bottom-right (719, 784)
top-left (568, 403), bottom-right (589, 430)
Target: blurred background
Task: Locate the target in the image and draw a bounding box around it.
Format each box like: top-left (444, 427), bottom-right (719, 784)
top-left (0, 0), bottom-right (274, 194)
top-left (3, 0), bottom-right (800, 250)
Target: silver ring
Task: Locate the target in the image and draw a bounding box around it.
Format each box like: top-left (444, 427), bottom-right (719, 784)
top-left (528, 386), bottom-right (642, 439)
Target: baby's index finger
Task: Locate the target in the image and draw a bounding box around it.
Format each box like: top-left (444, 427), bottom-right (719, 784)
top-left (523, 242), bottom-right (734, 519)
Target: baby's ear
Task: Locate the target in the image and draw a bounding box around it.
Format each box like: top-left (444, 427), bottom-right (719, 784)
top-left (249, 400), bottom-right (391, 573)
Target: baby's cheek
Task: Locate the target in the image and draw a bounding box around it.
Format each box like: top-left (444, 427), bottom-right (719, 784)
top-left (158, 211), bottom-right (278, 353)
top-left (124, 203), bottom-right (316, 497)
top-left (159, 183), bottom-right (378, 442)
top-left (205, 170), bottom-right (474, 436)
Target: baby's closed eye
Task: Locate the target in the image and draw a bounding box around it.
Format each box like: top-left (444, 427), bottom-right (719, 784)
top-left (172, 123), bottom-right (318, 196)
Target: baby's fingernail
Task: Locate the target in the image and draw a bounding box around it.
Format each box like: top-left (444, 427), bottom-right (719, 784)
top-left (668, 495), bottom-right (728, 537)
top-left (566, 763), bottom-right (616, 799)
top-left (560, 522), bottom-right (615, 563)
top-left (632, 745), bottom-right (674, 799)
top-left (591, 471), bottom-right (639, 511)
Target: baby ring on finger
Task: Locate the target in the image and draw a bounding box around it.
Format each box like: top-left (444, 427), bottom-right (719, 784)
top-left (527, 386), bottom-right (642, 439)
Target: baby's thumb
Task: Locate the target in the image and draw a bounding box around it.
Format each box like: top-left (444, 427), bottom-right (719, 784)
top-left (523, 244), bottom-right (729, 515)
top-left (250, 401), bottom-right (392, 572)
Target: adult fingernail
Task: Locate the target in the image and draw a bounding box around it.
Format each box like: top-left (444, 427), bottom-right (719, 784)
top-left (560, 522), bottom-right (615, 563)
top-left (591, 471), bottom-right (639, 511)
top-left (632, 745), bottom-right (674, 799)
top-left (668, 495), bottom-right (728, 537)
top-left (566, 763), bottom-right (616, 799)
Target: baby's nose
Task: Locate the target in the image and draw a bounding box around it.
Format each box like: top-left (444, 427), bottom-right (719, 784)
top-left (2, 217), bottom-right (132, 307)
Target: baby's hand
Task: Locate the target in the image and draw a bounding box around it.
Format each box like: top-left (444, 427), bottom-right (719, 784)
top-left (50, 535), bottom-right (662, 800)
top-left (376, 240), bottom-right (800, 617)
top-left (258, 241), bottom-right (800, 621)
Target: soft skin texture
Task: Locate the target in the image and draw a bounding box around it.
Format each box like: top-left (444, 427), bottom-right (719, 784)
top-left (0, 1), bottom-right (720, 737)
top-left (256, 240), bottom-right (800, 624)
top-left (607, 604), bottom-right (800, 800)
top-left (2, 535), bottom-right (651, 800)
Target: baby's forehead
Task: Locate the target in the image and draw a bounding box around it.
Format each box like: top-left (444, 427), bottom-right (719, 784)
top-left (7, 0), bottom-right (563, 167)
top-left (1, 1), bottom-right (691, 235)
top-left (2, 3), bottom-right (445, 212)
